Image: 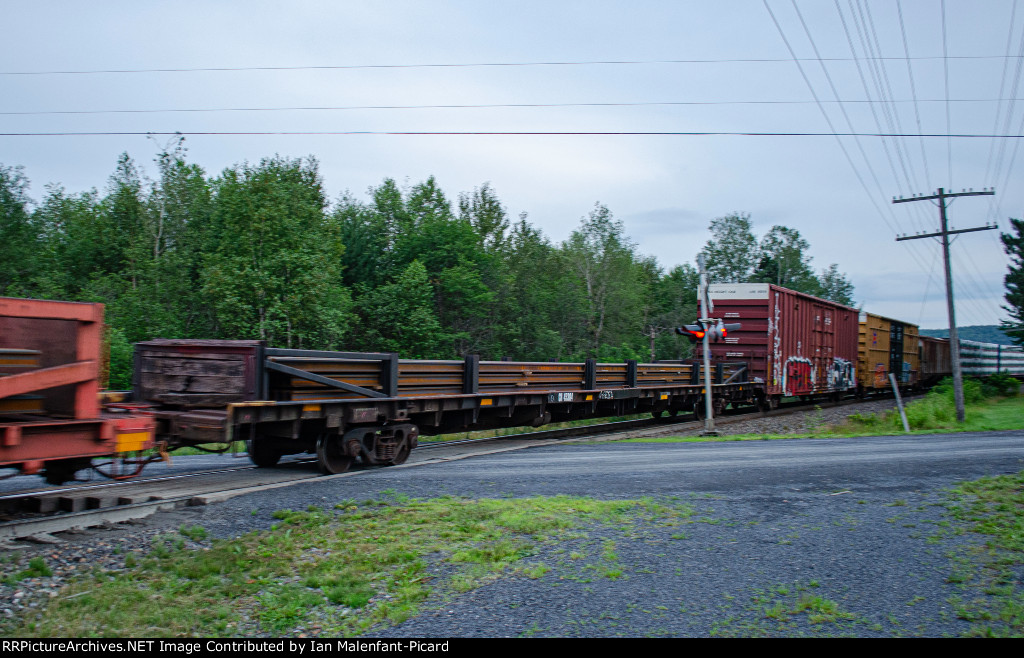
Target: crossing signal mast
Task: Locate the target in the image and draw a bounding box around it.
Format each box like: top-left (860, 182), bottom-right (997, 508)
top-left (676, 256), bottom-right (742, 435)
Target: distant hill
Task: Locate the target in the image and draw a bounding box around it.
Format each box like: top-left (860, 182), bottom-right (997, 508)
top-left (919, 325), bottom-right (1015, 345)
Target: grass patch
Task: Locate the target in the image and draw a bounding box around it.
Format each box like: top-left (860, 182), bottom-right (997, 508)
top-left (939, 470), bottom-right (1024, 637)
top-left (623, 380), bottom-right (1024, 443)
top-left (710, 582), bottom-right (863, 637)
top-left (5, 495), bottom-right (675, 638)
top-left (2, 557), bottom-right (52, 585)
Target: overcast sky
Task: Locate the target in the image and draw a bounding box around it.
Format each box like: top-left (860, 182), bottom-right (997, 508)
top-left (2, 0), bottom-right (1020, 329)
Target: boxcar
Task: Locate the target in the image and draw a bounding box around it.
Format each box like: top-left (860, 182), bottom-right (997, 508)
top-left (857, 312), bottom-right (920, 392)
top-left (918, 335), bottom-right (951, 387)
top-left (706, 283), bottom-right (859, 407)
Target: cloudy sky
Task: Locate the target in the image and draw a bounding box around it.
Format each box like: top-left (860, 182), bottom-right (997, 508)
top-left (2, 0), bottom-right (1020, 329)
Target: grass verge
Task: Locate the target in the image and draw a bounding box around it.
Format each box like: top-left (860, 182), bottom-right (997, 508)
top-left (620, 385), bottom-right (1024, 444)
top-left (939, 471), bottom-right (1024, 637)
top-left (5, 494), bottom-right (679, 638)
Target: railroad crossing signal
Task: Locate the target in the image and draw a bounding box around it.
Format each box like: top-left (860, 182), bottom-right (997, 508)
top-left (676, 321), bottom-right (740, 343)
top-left (708, 322), bottom-right (741, 342)
top-left (676, 322), bottom-right (706, 342)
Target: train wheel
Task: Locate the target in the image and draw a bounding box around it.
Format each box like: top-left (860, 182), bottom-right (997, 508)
top-left (385, 424), bottom-right (418, 466)
top-left (247, 439), bottom-right (282, 468)
top-left (389, 443), bottom-right (411, 466)
top-left (693, 400), bottom-right (705, 421)
top-left (316, 433), bottom-right (354, 475)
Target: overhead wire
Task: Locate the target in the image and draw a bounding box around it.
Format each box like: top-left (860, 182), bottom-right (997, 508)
top-left (860, 0), bottom-right (922, 193)
top-left (6, 97), bottom-right (1024, 117)
top-left (942, 0), bottom-right (953, 186)
top-left (896, 0), bottom-right (932, 189)
top-left (840, 0), bottom-right (930, 234)
top-left (3, 55), bottom-right (1023, 76)
top-left (4, 130), bottom-right (1022, 137)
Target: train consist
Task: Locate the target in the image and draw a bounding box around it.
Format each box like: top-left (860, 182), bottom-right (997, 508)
top-left (1, 288), bottom-right (1020, 483)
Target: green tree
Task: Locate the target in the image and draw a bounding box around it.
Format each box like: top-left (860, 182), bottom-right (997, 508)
top-left (649, 263), bottom-right (700, 361)
top-left (202, 156), bottom-right (351, 348)
top-left (699, 212), bottom-right (758, 283)
top-left (492, 216), bottom-right (572, 360)
top-left (354, 260), bottom-right (446, 358)
top-left (563, 203), bottom-right (645, 356)
top-left (1001, 218), bottom-right (1024, 345)
top-left (815, 263), bottom-right (856, 306)
top-left (752, 225), bottom-right (816, 289)
top-left (0, 165), bottom-right (38, 296)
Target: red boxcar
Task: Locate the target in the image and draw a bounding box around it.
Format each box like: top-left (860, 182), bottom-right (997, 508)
top-left (706, 283), bottom-right (859, 405)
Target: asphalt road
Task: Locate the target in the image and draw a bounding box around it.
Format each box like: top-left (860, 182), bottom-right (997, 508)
top-left (173, 429), bottom-right (1024, 638)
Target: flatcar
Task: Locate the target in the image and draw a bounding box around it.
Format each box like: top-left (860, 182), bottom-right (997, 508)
top-left (134, 339), bottom-right (757, 475)
top-left (0, 297), bottom-right (155, 484)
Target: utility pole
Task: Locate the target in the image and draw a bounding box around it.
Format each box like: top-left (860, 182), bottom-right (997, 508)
top-left (893, 187), bottom-right (997, 422)
top-left (696, 254), bottom-right (717, 435)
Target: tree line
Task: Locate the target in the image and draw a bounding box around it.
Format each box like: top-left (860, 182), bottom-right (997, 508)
top-left (0, 141), bottom-right (855, 386)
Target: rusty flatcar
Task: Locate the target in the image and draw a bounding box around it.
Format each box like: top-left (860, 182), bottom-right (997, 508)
top-left (705, 283), bottom-right (859, 408)
top-left (135, 339), bottom-right (757, 474)
top-left (0, 297), bottom-right (156, 483)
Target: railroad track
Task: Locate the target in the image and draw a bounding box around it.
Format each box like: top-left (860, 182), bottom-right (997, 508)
top-left (0, 394), bottom-right (889, 548)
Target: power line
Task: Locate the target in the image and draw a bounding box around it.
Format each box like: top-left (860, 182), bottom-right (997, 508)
top-left (7, 97), bottom-right (1024, 117)
top-left (943, 0), bottom-right (953, 186)
top-left (896, 0), bottom-right (932, 188)
top-left (4, 130), bottom-right (1024, 137)
top-left (3, 55), bottom-right (1023, 76)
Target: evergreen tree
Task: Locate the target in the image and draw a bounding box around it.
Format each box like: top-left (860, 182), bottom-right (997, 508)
top-left (1001, 217), bottom-right (1024, 345)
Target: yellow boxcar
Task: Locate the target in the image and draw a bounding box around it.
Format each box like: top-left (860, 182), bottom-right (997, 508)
top-left (857, 312), bottom-right (920, 391)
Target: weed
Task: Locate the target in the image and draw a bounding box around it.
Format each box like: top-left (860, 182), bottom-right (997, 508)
top-left (178, 525), bottom-right (207, 541)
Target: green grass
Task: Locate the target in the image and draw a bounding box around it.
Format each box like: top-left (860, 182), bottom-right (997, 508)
top-left (5, 495), bottom-right (678, 638)
top-left (710, 582), bottom-right (863, 637)
top-left (2, 557), bottom-right (52, 586)
top-left (619, 391), bottom-right (1024, 444)
top-left (938, 471), bottom-right (1024, 637)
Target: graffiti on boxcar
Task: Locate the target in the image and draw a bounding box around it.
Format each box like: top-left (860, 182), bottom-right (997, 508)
top-left (783, 356), bottom-right (814, 396)
top-left (873, 363), bottom-right (886, 387)
top-left (827, 357), bottom-right (855, 391)
top-left (770, 292), bottom-right (782, 387)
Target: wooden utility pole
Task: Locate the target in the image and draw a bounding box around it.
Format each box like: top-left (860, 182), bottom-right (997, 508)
top-left (893, 187), bottom-right (997, 422)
